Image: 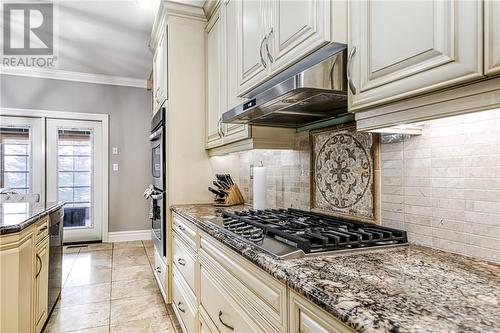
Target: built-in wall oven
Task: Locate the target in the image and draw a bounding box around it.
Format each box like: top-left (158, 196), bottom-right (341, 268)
top-left (149, 108), bottom-right (166, 257)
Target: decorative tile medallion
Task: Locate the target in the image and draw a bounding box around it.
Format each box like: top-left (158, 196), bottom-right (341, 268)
top-left (311, 123), bottom-right (377, 221)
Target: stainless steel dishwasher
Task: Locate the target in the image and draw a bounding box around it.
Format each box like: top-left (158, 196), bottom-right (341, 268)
top-left (48, 206), bottom-right (64, 314)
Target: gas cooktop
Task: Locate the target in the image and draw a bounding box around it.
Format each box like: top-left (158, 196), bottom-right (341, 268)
top-left (217, 208), bottom-right (408, 259)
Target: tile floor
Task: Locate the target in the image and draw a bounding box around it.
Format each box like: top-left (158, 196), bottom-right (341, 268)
top-left (44, 240), bottom-right (182, 333)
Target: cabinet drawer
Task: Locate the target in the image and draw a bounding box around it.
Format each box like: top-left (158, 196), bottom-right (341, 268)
top-left (200, 265), bottom-right (265, 333)
top-left (172, 266), bottom-right (197, 333)
top-left (173, 213), bottom-right (197, 248)
top-left (200, 233), bottom-right (286, 332)
top-left (34, 216), bottom-right (49, 244)
top-left (153, 247), bottom-right (167, 301)
top-left (173, 233), bottom-right (196, 294)
top-left (289, 290), bottom-right (355, 333)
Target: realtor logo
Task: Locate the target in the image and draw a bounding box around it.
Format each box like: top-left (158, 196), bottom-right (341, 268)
top-left (3, 3), bottom-right (53, 55)
top-left (2, 2), bottom-right (57, 67)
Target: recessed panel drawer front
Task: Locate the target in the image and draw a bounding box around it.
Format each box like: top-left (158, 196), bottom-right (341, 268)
top-left (172, 266), bottom-right (196, 333)
top-left (289, 291), bottom-right (356, 333)
top-left (173, 213), bottom-right (197, 248)
top-left (199, 233), bottom-right (286, 332)
top-left (153, 246), bottom-right (167, 301)
top-left (173, 233), bottom-right (196, 294)
top-left (200, 265), bottom-right (265, 333)
top-left (35, 216), bottom-right (49, 244)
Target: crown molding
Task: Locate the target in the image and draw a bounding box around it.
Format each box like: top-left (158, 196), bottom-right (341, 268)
top-left (0, 66), bottom-right (148, 88)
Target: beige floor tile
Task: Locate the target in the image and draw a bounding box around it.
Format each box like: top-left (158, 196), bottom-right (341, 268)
top-left (46, 326), bottom-right (110, 333)
top-left (113, 241), bottom-right (144, 249)
top-left (74, 251), bottom-right (112, 269)
top-left (65, 266), bottom-right (112, 287)
top-left (45, 301), bottom-right (110, 333)
top-left (112, 251), bottom-right (149, 267)
top-left (113, 247), bottom-right (147, 257)
top-left (110, 294), bottom-right (167, 325)
top-left (111, 278), bottom-right (158, 300)
top-left (142, 240), bottom-right (154, 249)
top-left (112, 265), bottom-right (153, 282)
top-left (109, 314), bottom-right (173, 333)
top-left (59, 283), bottom-right (111, 307)
top-left (79, 242), bottom-right (113, 252)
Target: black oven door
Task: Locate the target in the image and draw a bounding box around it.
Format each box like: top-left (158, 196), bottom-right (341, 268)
top-left (150, 127), bottom-right (164, 191)
top-left (151, 191), bottom-right (165, 256)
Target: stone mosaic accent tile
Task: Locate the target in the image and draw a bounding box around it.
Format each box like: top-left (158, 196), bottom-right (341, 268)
top-left (311, 123), bottom-right (377, 221)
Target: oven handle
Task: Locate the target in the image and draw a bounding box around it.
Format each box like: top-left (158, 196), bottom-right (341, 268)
top-left (149, 127), bottom-right (163, 141)
top-left (151, 192), bottom-right (164, 200)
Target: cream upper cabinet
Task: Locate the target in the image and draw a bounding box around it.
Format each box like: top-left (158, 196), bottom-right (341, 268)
top-left (206, 8), bottom-right (224, 148)
top-left (236, 0), bottom-right (269, 94)
top-left (268, 0), bottom-right (331, 74)
top-left (0, 229), bottom-right (35, 333)
top-left (34, 237), bottom-right (49, 333)
top-left (348, 0), bottom-right (483, 111)
top-left (485, 0), bottom-right (500, 76)
top-left (221, 0), bottom-right (250, 145)
top-left (153, 27), bottom-right (167, 112)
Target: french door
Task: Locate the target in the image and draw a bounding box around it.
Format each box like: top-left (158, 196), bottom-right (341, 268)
top-left (46, 119), bottom-right (103, 242)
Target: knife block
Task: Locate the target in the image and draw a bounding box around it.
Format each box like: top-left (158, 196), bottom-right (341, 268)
top-left (214, 184), bottom-right (245, 207)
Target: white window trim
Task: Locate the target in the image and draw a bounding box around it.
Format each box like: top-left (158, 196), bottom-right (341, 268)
top-left (0, 107), bottom-right (110, 242)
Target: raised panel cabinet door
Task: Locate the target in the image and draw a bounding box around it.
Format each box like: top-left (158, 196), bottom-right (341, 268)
top-left (222, 0), bottom-right (250, 145)
top-left (206, 9), bottom-right (224, 148)
top-left (349, 0), bottom-right (483, 111)
top-left (34, 237), bottom-right (49, 333)
top-left (237, 0), bottom-right (269, 94)
top-left (269, 0), bottom-right (331, 74)
top-left (0, 232), bottom-right (35, 333)
top-left (485, 0), bottom-right (500, 76)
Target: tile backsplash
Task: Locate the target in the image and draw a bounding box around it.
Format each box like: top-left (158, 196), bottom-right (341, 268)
top-left (380, 109), bottom-right (500, 263)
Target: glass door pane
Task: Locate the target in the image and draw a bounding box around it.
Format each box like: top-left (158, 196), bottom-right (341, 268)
top-left (0, 126), bottom-right (31, 194)
top-left (56, 129), bottom-right (93, 229)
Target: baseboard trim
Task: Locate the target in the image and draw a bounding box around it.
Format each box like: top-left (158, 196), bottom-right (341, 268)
top-left (107, 229), bottom-right (151, 242)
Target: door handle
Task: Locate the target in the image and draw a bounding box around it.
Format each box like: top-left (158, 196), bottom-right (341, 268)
top-left (347, 46), bottom-right (357, 95)
top-left (36, 254), bottom-right (42, 278)
top-left (218, 310), bottom-right (234, 330)
top-left (265, 28), bottom-right (274, 63)
top-left (259, 36), bottom-right (268, 69)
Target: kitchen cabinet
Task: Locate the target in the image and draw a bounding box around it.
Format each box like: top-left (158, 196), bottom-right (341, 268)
top-left (289, 291), bottom-right (355, 333)
top-left (348, 0), bottom-right (483, 111)
top-left (236, 0), bottom-right (269, 95)
top-left (268, 0), bottom-right (331, 74)
top-left (153, 27), bottom-right (167, 113)
top-left (0, 227), bottom-right (35, 333)
top-left (205, 8), bottom-right (224, 148)
top-left (34, 235), bottom-right (49, 333)
top-left (206, 1), bottom-right (250, 150)
top-left (485, 0), bottom-right (500, 76)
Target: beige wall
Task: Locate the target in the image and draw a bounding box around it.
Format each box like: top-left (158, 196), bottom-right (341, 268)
top-left (1, 74), bottom-right (151, 233)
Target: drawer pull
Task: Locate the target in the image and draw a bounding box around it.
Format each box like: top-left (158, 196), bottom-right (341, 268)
top-left (177, 258), bottom-right (186, 266)
top-left (155, 266), bottom-right (162, 274)
top-left (218, 311), bottom-right (234, 331)
top-left (38, 225), bottom-right (48, 234)
top-left (177, 302), bottom-right (186, 313)
top-left (177, 225), bottom-right (186, 231)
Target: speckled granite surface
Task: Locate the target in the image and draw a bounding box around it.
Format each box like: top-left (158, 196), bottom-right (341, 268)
top-left (0, 202), bottom-right (64, 235)
top-left (171, 204), bottom-right (500, 333)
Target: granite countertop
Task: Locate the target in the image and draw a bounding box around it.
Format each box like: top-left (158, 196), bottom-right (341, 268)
top-left (0, 201), bottom-right (65, 235)
top-left (172, 204), bottom-right (500, 333)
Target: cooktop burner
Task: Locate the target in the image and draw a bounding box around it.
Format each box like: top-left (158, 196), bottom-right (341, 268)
top-left (219, 208), bottom-right (408, 258)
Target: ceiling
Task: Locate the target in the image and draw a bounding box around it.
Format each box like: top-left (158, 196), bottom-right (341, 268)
top-left (55, 1), bottom-right (155, 80)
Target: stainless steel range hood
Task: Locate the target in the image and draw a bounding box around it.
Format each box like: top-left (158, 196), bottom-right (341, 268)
top-left (222, 43), bottom-right (348, 128)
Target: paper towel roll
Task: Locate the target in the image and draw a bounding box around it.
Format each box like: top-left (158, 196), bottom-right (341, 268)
top-left (253, 166), bottom-right (267, 210)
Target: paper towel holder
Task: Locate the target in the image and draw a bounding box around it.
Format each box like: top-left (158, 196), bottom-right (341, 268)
top-left (250, 161), bottom-right (264, 180)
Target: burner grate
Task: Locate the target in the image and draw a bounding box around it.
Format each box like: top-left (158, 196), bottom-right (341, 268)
top-left (222, 208), bottom-right (408, 254)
